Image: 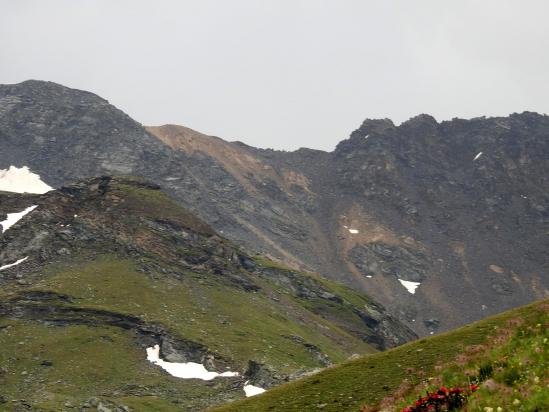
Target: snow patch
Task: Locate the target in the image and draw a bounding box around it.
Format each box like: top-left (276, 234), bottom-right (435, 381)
top-left (473, 152), bottom-right (483, 161)
top-left (0, 256), bottom-right (29, 271)
top-left (146, 345), bottom-right (239, 380)
top-left (366, 275), bottom-right (373, 278)
top-left (364, 134), bottom-right (370, 139)
top-left (244, 382), bottom-right (266, 397)
top-left (0, 205), bottom-right (37, 233)
top-left (0, 166), bottom-right (52, 194)
top-left (398, 279), bottom-right (421, 294)
top-left (343, 225), bottom-right (359, 233)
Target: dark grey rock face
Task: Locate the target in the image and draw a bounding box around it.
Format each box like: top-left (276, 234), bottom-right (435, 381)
top-left (326, 112), bottom-right (549, 330)
top-left (0, 80), bottom-right (178, 186)
top-left (348, 243), bottom-right (430, 282)
top-left (1, 80), bottom-right (548, 336)
top-left (223, 112), bottom-right (549, 335)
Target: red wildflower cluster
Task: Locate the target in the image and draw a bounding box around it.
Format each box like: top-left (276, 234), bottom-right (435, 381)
top-left (402, 385), bottom-right (479, 412)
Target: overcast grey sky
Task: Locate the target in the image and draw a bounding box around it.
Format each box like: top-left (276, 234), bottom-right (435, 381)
top-left (1, 1), bottom-right (548, 151)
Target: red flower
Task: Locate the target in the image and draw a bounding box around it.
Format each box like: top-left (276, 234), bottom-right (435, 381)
top-left (402, 384), bottom-right (475, 411)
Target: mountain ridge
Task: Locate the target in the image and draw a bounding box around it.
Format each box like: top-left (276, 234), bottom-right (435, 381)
top-left (1, 80), bottom-right (548, 337)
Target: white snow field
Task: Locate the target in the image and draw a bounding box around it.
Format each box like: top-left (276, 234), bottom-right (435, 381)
top-left (398, 279), bottom-right (421, 294)
top-left (146, 344), bottom-right (239, 380)
top-left (243, 382), bottom-right (266, 397)
top-left (0, 256), bottom-right (29, 271)
top-left (146, 345), bottom-right (267, 397)
top-left (0, 166), bottom-right (52, 194)
top-left (0, 205), bottom-right (38, 233)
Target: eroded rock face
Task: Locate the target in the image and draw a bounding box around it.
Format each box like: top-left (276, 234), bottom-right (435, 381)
top-left (1, 80), bottom-right (548, 336)
top-left (348, 243), bottom-right (430, 282)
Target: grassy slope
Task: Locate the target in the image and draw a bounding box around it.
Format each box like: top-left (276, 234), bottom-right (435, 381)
top-left (0, 318), bottom-right (244, 411)
top-left (0, 254), bottom-right (376, 410)
top-left (32, 256), bottom-right (374, 372)
top-left (210, 300), bottom-right (548, 412)
top-left (394, 302), bottom-right (548, 411)
top-left (0, 178), bottom-right (390, 410)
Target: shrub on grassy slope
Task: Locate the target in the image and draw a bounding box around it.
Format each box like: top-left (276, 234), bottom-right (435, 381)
top-left (209, 301), bottom-right (547, 412)
top-left (376, 303), bottom-right (548, 411)
top-left (397, 385), bottom-right (478, 412)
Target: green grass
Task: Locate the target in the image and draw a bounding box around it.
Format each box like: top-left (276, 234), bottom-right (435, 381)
top-left (0, 253), bottom-right (378, 410)
top-left (253, 254), bottom-right (373, 306)
top-left (24, 256), bottom-right (372, 373)
top-left (252, 255), bottom-right (300, 272)
top-left (0, 320), bottom-right (233, 411)
top-left (395, 302), bottom-right (548, 411)
top-left (110, 179), bottom-right (214, 235)
top-left (209, 300), bottom-right (548, 412)
top-left (28, 255), bottom-right (374, 374)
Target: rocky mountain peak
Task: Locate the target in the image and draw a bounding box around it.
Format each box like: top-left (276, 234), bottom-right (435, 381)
top-left (355, 118), bottom-right (396, 136)
top-left (399, 113), bottom-right (439, 135)
top-left (335, 118), bottom-right (398, 155)
top-left (0, 80), bottom-right (108, 107)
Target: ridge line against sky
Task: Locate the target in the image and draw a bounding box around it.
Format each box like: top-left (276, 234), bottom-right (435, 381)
top-left (1, 0), bottom-right (548, 151)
